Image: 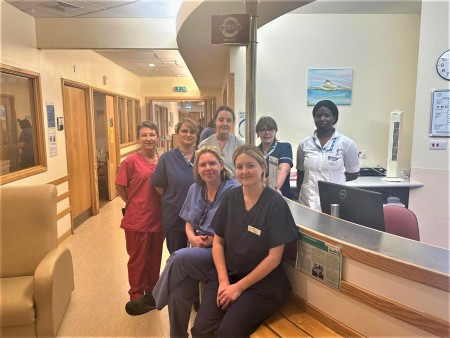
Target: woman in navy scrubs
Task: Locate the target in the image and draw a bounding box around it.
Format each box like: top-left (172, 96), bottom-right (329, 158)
top-left (256, 116), bottom-right (293, 199)
top-left (191, 145), bottom-right (299, 338)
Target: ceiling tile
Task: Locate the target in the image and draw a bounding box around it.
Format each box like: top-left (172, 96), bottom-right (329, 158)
top-left (153, 50), bottom-right (181, 59)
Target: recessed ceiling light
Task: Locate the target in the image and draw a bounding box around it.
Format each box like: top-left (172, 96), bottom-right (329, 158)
top-left (148, 63), bottom-right (155, 67)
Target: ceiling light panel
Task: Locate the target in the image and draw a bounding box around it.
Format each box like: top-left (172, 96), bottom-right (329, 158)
top-left (108, 0), bottom-right (177, 18)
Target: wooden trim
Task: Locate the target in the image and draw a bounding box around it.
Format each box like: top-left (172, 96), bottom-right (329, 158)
top-left (57, 207), bottom-right (71, 221)
top-left (340, 281), bottom-right (449, 337)
top-left (120, 140), bottom-right (138, 149)
top-left (47, 175), bottom-right (69, 186)
top-left (57, 190), bottom-right (70, 203)
top-left (0, 64), bottom-right (47, 185)
top-left (289, 294), bottom-right (363, 337)
top-left (299, 227), bottom-right (449, 292)
top-left (57, 228), bottom-right (72, 246)
top-left (121, 148), bottom-right (140, 159)
top-left (0, 166), bottom-right (47, 184)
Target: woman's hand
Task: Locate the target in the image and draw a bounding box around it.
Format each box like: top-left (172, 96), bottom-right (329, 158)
top-left (188, 234), bottom-right (213, 248)
top-left (216, 282), bottom-right (242, 310)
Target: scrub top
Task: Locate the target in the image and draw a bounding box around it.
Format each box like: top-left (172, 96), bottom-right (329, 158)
top-left (212, 186), bottom-right (299, 300)
top-left (151, 148), bottom-right (195, 232)
top-left (115, 152), bottom-right (162, 232)
top-left (199, 134), bottom-right (245, 177)
top-left (258, 141), bottom-right (293, 198)
top-left (179, 179), bottom-right (239, 236)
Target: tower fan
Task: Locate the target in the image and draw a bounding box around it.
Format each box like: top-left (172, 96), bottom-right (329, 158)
top-left (383, 110), bottom-right (403, 182)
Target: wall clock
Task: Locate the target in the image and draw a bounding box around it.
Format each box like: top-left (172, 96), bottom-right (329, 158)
top-left (436, 49), bottom-right (450, 80)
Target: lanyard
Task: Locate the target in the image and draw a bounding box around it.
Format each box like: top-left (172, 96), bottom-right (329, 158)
top-left (315, 137), bottom-right (337, 153)
top-left (198, 180), bottom-right (225, 227)
top-left (178, 147), bottom-right (194, 167)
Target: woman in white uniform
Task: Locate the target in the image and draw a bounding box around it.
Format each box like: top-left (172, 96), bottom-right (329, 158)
top-left (296, 100), bottom-right (360, 211)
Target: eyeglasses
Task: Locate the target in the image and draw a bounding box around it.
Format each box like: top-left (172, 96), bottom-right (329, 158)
top-left (258, 128), bottom-right (275, 133)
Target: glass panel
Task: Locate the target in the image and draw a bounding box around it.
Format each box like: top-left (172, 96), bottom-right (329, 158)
top-left (118, 97), bottom-right (125, 144)
top-left (0, 72), bottom-right (37, 174)
top-left (127, 99), bottom-right (133, 141)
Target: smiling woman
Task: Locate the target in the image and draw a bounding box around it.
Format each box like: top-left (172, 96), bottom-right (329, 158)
top-left (0, 65), bottom-right (46, 184)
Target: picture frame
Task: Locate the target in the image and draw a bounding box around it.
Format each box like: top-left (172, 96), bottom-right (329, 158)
top-left (307, 68), bottom-right (353, 106)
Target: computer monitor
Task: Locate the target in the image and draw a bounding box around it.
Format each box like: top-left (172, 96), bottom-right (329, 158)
top-left (318, 181), bottom-right (385, 231)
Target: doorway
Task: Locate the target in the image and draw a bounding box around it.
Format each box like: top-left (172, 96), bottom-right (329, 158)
top-left (93, 91), bottom-right (119, 208)
top-left (63, 81), bottom-right (96, 229)
top-left (146, 97), bottom-right (216, 149)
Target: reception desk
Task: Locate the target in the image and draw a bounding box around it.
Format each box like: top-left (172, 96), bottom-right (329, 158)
top-left (346, 176), bottom-right (423, 207)
top-left (290, 176), bottom-right (423, 207)
top-left (284, 199), bottom-right (449, 337)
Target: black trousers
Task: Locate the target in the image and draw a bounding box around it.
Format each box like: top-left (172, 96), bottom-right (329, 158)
top-left (191, 279), bottom-right (283, 338)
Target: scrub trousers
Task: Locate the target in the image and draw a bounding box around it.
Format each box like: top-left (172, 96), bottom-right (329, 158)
top-left (125, 229), bottom-right (164, 300)
top-left (152, 247), bottom-right (216, 337)
top-left (191, 280), bottom-right (284, 338)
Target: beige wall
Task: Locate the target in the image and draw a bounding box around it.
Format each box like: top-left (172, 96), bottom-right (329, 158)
top-left (409, 1), bottom-right (450, 249)
top-left (254, 14), bottom-right (420, 171)
top-left (230, 11), bottom-right (450, 249)
top-left (1, 1), bottom-right (141, 237)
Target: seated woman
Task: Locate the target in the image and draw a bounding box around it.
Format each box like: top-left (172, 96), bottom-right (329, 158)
top-left (152, 146), bottom-right (239, 338)
top-left (191, 145), bottom-right (299, 338)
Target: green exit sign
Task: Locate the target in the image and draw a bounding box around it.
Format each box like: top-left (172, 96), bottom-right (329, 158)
top-left (174, 86), bottom-right (187, 92)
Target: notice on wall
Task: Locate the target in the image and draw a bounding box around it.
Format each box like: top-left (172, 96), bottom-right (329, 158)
top-left (429, 89), bottom-right (450, 137)
top-left (46, 103), bottom-right (57, 156)
top-left (268, 156), bottom-right (278, 191)
top-left (48, 129), bottom-right (57, 157)
top-left (296, 232), bottom-right (342, 290)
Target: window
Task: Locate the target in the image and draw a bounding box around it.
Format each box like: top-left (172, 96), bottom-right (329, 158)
top-left (0, 64), bottom-right (46, 184)
top-left (118, 96), bottom-right (140, 146)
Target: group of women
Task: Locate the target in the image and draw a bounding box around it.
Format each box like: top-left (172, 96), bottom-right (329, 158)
top-left (114, 100), bottom-right (360, 337)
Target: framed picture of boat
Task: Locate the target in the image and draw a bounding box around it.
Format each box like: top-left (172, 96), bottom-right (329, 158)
top-left (307, 68), bottom-right (353, 106)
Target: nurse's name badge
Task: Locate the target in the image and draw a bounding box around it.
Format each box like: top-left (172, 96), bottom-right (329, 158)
top-left (247, 225), bottom-right (261, 236)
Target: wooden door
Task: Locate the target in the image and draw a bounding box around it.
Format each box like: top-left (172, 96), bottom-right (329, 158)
top-left (63, 84), bottom-right (93, 228)
top-left (105, 95), bottom-right (118, 200)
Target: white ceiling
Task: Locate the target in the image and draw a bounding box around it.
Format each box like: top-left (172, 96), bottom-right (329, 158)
top-left (6, 0), bottom-right (422, 81)
top-left (7, 0), bottom-right (189, 78)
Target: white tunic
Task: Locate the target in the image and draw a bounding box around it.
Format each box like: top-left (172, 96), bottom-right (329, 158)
top-left (199, 134), bottom-right (245, 177)
top-left (296, 130), bottom-right (360, 211)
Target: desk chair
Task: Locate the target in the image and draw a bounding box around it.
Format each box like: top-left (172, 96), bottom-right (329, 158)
top-left (383, 205), bottom-right (420, 241)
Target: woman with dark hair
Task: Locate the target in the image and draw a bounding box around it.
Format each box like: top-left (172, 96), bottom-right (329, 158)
top-left (115, 121), bottom-right (163, 316)
top-left (152, 146), bottom-right (239, 338)
top-left (256, 116), bottom-right (293, 199)
top-left (152, 118), bottom-right (199, 254)
top-left (199, 105), bottom-right (244, 176)
top-left (296, 100), bottom-right (359, 211)
top-left (17, 119), bottom-right (34, 169)
top-left (191, 145), bottom-right (299, 338)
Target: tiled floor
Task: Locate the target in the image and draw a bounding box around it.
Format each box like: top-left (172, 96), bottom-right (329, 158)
top-left (57, 197), bottom-right (176, 337)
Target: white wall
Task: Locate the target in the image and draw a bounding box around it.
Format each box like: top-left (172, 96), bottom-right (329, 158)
top-left (409, 1), bottom-right (450, 249)
top-left (255, 14), bottom-right (420, 172)
top-left (230, 10), bottom-right (450, 249)
top-left (0, 0), bottom-right (141, 237)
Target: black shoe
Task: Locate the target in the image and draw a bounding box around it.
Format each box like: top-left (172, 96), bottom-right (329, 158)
top-left (125, 293), bottom-right (155, 316)
top-left (142, 291), bottom-right (156, 307)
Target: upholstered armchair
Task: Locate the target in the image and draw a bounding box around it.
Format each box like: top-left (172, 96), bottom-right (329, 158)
top-left (0, 184), bottom-right (74, 337)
